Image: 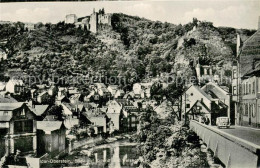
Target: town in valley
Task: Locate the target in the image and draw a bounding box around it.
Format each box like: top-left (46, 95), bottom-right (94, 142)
top-left (0, 3), bottom-right (260, 168)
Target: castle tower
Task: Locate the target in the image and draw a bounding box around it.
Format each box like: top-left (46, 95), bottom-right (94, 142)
top-left (65, 14), bottom-right (77, 24)
top-left (90, 9), bottom-right (98, 33)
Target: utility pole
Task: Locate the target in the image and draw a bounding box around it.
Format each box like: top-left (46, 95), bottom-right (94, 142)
top-left (184, 92), bottom-right (186, 124)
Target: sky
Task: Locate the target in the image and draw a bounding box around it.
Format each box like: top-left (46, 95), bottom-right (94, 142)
top-left (0, 0), bottom-right (259, 29)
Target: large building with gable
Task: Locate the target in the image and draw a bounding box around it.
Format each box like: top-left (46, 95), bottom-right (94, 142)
top-left (232, 17), bottom-right (260, 128)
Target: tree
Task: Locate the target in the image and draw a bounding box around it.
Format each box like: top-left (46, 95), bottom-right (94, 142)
top-left (41, 94), bottom-right (55, 105)
top-left (150, 82), bottom-right (163, 103)
top-left (164, 80), bottom-right (184, 121)
top-left (47, 105), bottom-right (64, 121)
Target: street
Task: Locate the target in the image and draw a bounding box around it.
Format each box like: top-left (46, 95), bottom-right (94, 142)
top-left (212, 126), bottom-right (260, 146)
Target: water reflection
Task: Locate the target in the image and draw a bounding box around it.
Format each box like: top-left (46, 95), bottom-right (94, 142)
top-left (87, 141), bottom-right (139, 168)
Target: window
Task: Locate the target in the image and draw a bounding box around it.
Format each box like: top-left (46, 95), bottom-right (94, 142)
top-left (233, 86), bottom-right (237, 95)
top-left (245, 104), bottom-right (248, 116)
top-left (191, 93), bottom-right (193, 96)
top-left (249, 84), bottom-right (251, 94)
top-left (253, 82), bottom-right (255, 94)
top-left (186, 104), bottom-right (190, 108)
top-left (14, 137), bottom-right (33, 153)
top-left (131, 123), bottom-right (136, 128)
top-left (252, 104), bottom-right (256, 118)
top-left (21, 109), bottom-right (25, 116)
top-left (14, 120), bottom-right (33, 134)
top-left (258, 78), bottom-right (260, 93)
top-left (233, 69), bottom-right (237, 78)
top-left (243, 83), bottom-right (246, 94)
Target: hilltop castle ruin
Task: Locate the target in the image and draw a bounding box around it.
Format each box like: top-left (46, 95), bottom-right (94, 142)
top-left (65, 8), bottom-right (112, 33)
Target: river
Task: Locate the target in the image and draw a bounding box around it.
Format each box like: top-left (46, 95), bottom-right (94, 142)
top-left (64, 140), bottom-right (140, 168)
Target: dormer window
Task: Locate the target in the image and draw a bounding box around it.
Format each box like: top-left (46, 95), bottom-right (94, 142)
top-left (21, 109), bottom-right (25, 116)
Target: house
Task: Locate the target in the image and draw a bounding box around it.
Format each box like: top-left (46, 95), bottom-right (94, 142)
top-left (201, 82), bottom-right (231, 120)
top-left (61, 103), bottom-right (73, 117)
top-left (28, 102), bottom-right (49, 121)
top-left (186, 100), bottom-right (211, 123)
top-left (43, 115), bottom-right (58, 121)
top-left (0, 94), bottom-right (17, 103)
top-left (106, 100), bottom-right (123, 131)
top-left (37, 121), bottom-right (66, 156)
top-left (232, 19), bottom-right (260, 128)
top-left (194, 58), bottom-right (223, 85)
top-left (122, 110), bottom-right (138, 132)
top-left (181, 85), bottom-right (228, 125)
top-left (5, 79), bottom-right (24, 94)
top-left (107, 85), bottom-right (119, 97)
top-left (55, 94), bottom-right (69, 105)
top-left (123, 91), bottom-right (135, 100)
top-left (0, 82), bottom-right (5, 91)
top-left (133, 83), bottom-right (152, 98)
top-left (0, 103), bottom-right (37, 157)
top-left (0, 48), bottom-right (7, 61)
top-left (84, 91), bottom-right (100, 102)
top-left (37, 91), bottom-right (49, 104)
top-left (115, 99), bottom-right (139, 132)
top-left (69, 94), bottom-right (82, 104)
top-left (181, 85), bottom-right (212, 115)
top-left (68, 87), bottom-right (79, 96)
top-left (30, 89), bottom-right (37, 100)
top-left (61, 103), bottom-right (80, 132)
top-left (114, 90), bottom-right (125, 99)
top-left (63, 118), bottom-right (79, 133)
top-left (98, 88), bottom-right (111, 98)
top-left (48, 86), bottom-right (57, 96)
top-left (24, 22), bottom-right (35, 31)
top-left (62, 102), bottom-right (86, 119)
top-left (58, 87), bottom-right (67, 97)
top-left (83, 109), bottom-right (108, 134)
top-left (94, 83), bottom-right (111, 98)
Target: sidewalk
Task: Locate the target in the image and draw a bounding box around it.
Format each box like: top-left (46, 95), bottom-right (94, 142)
top-left (235, 125), bottom-right (260, 131)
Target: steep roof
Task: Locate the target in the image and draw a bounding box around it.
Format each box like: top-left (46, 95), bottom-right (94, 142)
top-left (0, 115), bottom-right (12, 121)
top-left (37, 121), bottom-right (63, 132)
top-left (0, 102), bottom-right (24, 111)
top-left (186, 85), bottom-right (212, 101)
top-left (108, 85), bottom-right (118, 89)
top-left (187, 100), bottom-right (211, 114)
top-left (38, 91), bottom-right (48, 97)
top-left (43, 115), bottom-right (58, 121)
top-left (29, 105), bottom-right (49, 116)
top-left (7, 79), bottom-right (24, 86)
top-left (0, 95), bottom-right (18, 103)
top-left (239, 30), bottom-right (260, 77)
top-left (61, 103), bottom-right (73, 115)
top-left (201, 82), bottom-right (229, 100)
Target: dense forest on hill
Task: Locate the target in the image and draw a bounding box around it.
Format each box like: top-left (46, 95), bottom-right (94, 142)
top-left (0, 13), bottom-right (256, 90)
